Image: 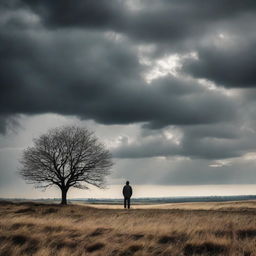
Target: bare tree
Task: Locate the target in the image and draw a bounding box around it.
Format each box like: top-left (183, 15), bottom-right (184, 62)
top-left (19, 126), bottom-right (113, 204)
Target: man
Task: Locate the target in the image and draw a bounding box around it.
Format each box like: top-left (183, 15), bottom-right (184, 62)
top-left (122, 181), bottom-right (132, 209)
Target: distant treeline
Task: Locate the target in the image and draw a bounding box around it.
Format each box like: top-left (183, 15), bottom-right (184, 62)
top-left (2, 195), bottom-right (256, 205)
top-left (79, 195), bottom-right (256, 204)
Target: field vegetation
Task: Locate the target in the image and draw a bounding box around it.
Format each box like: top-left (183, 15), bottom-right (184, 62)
top-left (1, 200), bottom-right (256, 255)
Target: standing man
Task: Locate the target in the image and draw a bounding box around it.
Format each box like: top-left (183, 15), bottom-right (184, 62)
top-left (123, 181), bottom-right (132, 209)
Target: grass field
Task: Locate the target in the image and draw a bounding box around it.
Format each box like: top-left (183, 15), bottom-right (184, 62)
top-left (1, 200), bottom-right (256, 256)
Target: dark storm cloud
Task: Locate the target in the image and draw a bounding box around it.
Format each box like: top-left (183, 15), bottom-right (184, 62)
top-left (112, 133), bottom-right (181, 159)
top-left (1, 0), bottom-right (256, 162)
top-left (18, 0), bottom-right (256, 88)
top-left (0, 5), bottom-right (238, 133)
top-left (21, 0), bottom-right (126, 29)
top-left (21, 0), bottom-right (256, 43)
top-left (183, 40), bottom-right (256, 88)
top-left (113, 121), bottom-right (256, 160)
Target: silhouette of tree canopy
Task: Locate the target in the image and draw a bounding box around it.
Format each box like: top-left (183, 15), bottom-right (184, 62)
top-left (19, 126), bottom-right (113, 204)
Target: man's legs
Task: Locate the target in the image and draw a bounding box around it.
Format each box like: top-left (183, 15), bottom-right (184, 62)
top-left (124, 197), bottom-right (127, 208)
top-left (127, 197), bottom-right (130, 209)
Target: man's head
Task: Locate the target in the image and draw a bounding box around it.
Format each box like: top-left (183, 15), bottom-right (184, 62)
top-left (126, 181), bottom-right (129, 185)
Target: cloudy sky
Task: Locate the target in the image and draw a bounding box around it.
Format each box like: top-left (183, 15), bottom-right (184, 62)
top-left (1, 0), bottom-right (256, 199)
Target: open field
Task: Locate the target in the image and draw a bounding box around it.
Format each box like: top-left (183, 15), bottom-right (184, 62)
top-left (84, 200), bottom-right (256, 210)
top-left (1, 201), bottom-right (256, 256)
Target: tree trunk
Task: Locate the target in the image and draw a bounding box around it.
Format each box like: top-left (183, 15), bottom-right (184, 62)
top-left (61, 188), bottom-right (68, 205)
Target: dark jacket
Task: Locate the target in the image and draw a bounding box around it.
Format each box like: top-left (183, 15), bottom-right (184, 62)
top-left (123, 185), bottom-right (132, 198)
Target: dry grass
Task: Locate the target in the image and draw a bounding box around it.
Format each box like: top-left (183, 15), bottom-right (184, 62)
top-left (1, 200), bottom-right (256, 255)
